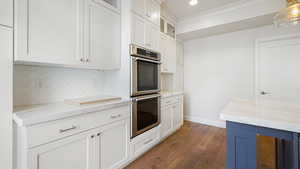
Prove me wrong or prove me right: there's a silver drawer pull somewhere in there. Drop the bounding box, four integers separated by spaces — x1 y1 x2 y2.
111 114 121 119
59 126 77 133
144 139 153 145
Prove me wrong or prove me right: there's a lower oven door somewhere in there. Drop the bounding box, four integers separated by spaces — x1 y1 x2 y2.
131 94 161 138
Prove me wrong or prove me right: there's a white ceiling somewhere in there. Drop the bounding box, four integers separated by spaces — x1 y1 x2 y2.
163 0 243 20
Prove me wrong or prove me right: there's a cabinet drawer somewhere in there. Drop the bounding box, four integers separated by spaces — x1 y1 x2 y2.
132 128 159 157
27 106 130 148
162 97 180 106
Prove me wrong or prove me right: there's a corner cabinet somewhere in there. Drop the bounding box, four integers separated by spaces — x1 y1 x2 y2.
14 0 121 70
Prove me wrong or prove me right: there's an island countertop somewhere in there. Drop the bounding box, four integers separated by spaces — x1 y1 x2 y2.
220 98 300 133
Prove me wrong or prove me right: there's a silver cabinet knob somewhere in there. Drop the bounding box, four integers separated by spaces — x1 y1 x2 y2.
80 58 85 62
260 91 270 95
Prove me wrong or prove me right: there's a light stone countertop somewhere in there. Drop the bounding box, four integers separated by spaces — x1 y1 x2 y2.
161 91 184 98
220 98 300 133
13 98 131 126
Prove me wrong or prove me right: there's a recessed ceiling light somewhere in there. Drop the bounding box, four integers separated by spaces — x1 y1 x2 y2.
189 0 198 6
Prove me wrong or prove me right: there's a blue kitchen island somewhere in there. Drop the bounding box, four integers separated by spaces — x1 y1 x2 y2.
221 99 300 169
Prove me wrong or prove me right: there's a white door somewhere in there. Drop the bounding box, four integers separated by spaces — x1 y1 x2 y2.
131 0 146 17
256 35 300 103
0 26 13 169
98 120 129 169
0 0 12 27
29 131 96 169
161 105 173 138
131 14 146 47
85 0 121 70
15 0 84 66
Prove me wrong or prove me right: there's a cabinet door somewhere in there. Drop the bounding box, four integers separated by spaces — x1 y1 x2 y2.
29 131 96 169
172 103 182 130
227 122 257 169
15 0 84 66
98 119 129 169
131 14 146 47
0 0 13 27
145 23 159 51
161 105 173 138
167 38 177 73
160 34 168 72
146 0 160 25
131 0 146 17
85 0 121 70
0 26 13 169
160 34 176 73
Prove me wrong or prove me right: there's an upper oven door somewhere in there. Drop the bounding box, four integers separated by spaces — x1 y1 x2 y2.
131 57 161 96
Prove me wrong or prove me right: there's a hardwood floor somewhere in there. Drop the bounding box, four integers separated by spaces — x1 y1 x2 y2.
125 121 226 169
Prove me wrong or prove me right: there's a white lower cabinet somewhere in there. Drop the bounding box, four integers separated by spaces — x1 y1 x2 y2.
27 119 129 169
15 105 130 169
161 105 174 138
99 119 129 169
160 95 184 139
28 131 95 169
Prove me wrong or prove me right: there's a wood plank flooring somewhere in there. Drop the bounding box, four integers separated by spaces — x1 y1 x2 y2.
125 121 226 169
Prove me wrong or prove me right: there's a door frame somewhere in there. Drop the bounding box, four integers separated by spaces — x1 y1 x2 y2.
254 33 300 102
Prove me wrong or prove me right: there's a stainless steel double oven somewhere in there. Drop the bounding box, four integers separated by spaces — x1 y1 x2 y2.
130 44 161 138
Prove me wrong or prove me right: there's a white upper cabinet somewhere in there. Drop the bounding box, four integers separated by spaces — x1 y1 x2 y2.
132 0 160 26
29 131 95 169
15 0 85 67
145 22 160 51
85 0 121 70
131 0 146 17
131 14 146 47
15 0 121 70
160 34 176 73
132 14 160 51
145 0 160 26
0 0 13 27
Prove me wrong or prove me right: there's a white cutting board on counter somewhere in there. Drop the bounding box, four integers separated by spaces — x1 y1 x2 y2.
64 95 122 106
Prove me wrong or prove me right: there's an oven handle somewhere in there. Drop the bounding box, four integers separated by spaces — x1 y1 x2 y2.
133 94 161 102
133 57 162 64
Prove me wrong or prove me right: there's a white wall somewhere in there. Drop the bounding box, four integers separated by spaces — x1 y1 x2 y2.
184 24 300 128
14 65 105 106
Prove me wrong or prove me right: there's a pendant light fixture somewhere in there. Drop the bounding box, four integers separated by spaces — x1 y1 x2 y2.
274 0 300 27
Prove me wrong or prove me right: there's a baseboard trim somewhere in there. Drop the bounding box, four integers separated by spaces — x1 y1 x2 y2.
184 116 226 128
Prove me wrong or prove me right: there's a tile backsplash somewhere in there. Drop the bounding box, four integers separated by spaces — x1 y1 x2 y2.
14 65 105 106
